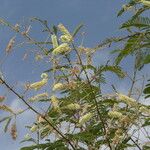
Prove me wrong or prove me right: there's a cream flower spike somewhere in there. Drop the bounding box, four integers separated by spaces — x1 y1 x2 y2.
79 112 93 126
117 93 138 107
60 35 73 43
28 92 48 102
108 111 123 118
64 103 80 110
140 0 150 7
51 95 61 112
29 78 48 90
52 83 65 91
51 34 58 48
52 43 71 55
58 23 73 43
58 23 71 35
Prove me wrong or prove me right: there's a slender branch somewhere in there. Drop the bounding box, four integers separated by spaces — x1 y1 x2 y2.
130 137 142 150
94 31 150 50
128 66 137 97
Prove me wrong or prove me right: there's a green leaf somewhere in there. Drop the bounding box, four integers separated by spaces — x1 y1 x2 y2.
0 117 10 123
143 145 150 150
94 37 121 50
44 65 70 73
52 25 58 35
4 117 11 132
72 24 84 37
115 34 142 65
98 65 125 78
144 54 150 64
20 140 68 150
142 118 150 127
117 1 136 17
20 138 37 144
144 80 150 98
121 16 150 29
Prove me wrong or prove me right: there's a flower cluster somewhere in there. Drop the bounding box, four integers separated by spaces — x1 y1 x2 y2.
50 95 60 111
29 79 48 90
141 0 150 7
58 23 73 43
63 103 80 110
139 106 150 115
28 92 48 102
51 34 58 48
52 43 71 55
29 73 48 90
108 111 123 119
52 83 65 91
117 93 137 107
30 124 38 132
79 112 93 126
0 105 14 114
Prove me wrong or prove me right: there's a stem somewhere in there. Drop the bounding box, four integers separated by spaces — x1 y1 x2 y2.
128 64 137 97
130 137 142 150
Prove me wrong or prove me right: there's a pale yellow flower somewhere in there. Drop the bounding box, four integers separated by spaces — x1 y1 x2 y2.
108 111 123 118
52 43 71 55
79 112 93 126
29 78 48 90
58 23 71 35
139 106 150 115
141 0 150 7
117 93 137 107
60 35 73 43
51 95 60 111
52 83 65 91
30 125 38 132
58 23 73 43
64 103 80 110
0 105 14 114
28 92 49 102
51 34 58 48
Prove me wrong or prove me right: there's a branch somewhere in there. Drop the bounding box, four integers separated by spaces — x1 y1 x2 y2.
130 137 142 150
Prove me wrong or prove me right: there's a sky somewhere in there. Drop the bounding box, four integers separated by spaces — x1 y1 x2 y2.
0 0 149 150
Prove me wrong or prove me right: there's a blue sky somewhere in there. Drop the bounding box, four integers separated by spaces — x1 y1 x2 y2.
0 0 149 150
